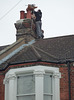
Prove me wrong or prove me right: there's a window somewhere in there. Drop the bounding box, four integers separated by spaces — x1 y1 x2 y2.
4 65 61 100
17 73 35 100
44 73 53 100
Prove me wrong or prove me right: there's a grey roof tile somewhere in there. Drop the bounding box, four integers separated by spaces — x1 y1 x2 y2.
1 35 74 70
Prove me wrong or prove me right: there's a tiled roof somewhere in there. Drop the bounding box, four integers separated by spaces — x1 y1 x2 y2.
0 35 74 70
0 45 9 51
34 35 74 62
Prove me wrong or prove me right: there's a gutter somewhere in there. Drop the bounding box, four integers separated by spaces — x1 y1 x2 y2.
0 60 60 71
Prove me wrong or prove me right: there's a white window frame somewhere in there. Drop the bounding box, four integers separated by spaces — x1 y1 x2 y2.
16 73 35 100
4 65 61 100
43 72 53 99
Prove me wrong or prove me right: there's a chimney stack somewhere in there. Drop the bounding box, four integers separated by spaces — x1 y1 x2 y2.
15 13 37 42
14 4 39 42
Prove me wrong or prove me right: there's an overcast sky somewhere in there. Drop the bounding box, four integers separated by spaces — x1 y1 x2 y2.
0 0 74 46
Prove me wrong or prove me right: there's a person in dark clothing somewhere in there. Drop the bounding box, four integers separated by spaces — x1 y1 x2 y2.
34 10 42 21
33 9 44 38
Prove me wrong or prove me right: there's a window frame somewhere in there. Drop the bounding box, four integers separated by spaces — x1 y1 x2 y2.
16 73 35 100
43 72 53 100
4 65 61 100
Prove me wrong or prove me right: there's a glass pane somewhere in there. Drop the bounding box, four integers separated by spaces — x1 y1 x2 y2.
44 95 52 100
17 75 35 94
17 95 35 100
44 74 52 93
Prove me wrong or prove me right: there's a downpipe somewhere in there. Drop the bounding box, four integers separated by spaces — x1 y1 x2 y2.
67 61 71 100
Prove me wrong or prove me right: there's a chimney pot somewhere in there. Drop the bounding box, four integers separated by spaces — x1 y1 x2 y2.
20 10 25 19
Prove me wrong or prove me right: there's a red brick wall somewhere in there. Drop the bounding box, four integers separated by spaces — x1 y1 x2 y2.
71 66 74 100
0 74 4 100
60 66 74 100
60 67 69 100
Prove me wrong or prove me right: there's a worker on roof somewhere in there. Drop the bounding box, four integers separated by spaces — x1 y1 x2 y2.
33 9 44 39
26 4 44 39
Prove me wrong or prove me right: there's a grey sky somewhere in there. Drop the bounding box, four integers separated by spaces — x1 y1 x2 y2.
0 0 74 46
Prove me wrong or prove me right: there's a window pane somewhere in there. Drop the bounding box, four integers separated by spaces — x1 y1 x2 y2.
17 75 35 94
44 74 52 94
44 95 52 100
17 95 35 100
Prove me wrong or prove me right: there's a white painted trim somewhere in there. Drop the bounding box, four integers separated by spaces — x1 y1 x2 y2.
4 65 61 100
5 83 9 100
35 74 43 100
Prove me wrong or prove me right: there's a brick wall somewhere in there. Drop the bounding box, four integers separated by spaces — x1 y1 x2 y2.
0 74 4 100
15 19 37 41
71 66 74 100
60 66 74 100
60 67 69 100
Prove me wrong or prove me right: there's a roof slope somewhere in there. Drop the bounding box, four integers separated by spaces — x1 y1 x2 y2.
34 35 74 62
0 35 74 70
0 45 9 51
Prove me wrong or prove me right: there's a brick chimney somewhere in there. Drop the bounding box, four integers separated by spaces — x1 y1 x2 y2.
15 8 37 42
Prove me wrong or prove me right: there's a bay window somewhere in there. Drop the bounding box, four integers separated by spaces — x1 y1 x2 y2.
4 65 61 100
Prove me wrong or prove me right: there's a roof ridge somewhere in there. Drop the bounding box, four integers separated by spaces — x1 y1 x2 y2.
30 45 42 60
0 38 24 56
34 46 59 60
42 34 74 41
